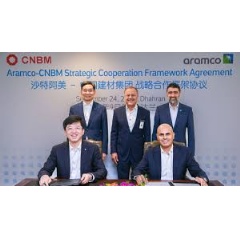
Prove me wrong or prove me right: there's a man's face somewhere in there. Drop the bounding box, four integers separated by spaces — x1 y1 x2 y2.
64 122 84 144
81 84 95 103
167 87 180 106
157 124 174 149
124 88 138 109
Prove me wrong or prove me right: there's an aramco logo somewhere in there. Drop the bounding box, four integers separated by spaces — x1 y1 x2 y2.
183 53 234 65
6 54 52 66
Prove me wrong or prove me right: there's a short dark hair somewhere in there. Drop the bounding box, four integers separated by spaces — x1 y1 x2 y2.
81 81 96 90
63 115 86 130
167 82 181 91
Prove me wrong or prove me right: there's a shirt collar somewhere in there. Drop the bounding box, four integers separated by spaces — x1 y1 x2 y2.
169 103 179 110
160 144 173 154
83 100 93 107
126 104 138 112
69 141 82 151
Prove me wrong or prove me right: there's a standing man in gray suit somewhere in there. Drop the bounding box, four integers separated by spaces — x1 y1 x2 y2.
69 81 108 160
111 86 151 179
152 82 195 155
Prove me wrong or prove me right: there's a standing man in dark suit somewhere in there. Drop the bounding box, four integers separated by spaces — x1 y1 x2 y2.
38 115 107 186
111 86 151 179
152 82 195 155
133 123 208 186
69 81 108 160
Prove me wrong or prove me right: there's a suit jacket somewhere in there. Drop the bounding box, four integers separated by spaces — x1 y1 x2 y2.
152 103 195 155
69 101 108 154
111 105 151 163
38 140 107 180
132 144 208 180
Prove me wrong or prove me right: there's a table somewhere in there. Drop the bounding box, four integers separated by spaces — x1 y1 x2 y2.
15 178 224 186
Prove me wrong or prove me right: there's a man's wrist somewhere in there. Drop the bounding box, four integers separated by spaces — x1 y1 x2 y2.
133 175 140 180
202 177 209 183
88 173 95 182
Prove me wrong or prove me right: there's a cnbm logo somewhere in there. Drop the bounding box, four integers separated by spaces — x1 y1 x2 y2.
183 54 234 65
6 54 52 66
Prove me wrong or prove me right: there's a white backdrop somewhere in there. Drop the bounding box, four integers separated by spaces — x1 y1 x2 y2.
1 52 239 185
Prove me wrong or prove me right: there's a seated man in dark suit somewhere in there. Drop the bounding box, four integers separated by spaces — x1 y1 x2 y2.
133 123 208 186
38 115 107 186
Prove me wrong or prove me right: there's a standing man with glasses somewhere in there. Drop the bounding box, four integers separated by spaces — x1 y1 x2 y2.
69 81 108 160
152 82 195 155
38 115 107 186
111 86 151 179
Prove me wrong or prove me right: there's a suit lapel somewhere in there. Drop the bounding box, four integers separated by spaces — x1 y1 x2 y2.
132 106 141 131
172 146 179 179
166 104 174 128
81 141 88 171
153 146 162 178
121 106 131 132
174 103 183 129
79 102 88 126
63 142 71 178
87 101 96 126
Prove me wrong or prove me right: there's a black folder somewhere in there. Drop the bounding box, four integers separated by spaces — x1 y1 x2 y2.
49 179 82 186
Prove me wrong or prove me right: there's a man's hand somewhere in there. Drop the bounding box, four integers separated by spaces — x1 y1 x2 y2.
136 175 148 186
195 177 208 186
102 153 107 161
39 175 52 186
111 152 119 165
80 173 93 184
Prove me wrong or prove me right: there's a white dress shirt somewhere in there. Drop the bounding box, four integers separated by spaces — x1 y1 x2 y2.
83 101 93 126
69 143 81 179
169 103 179 128
126 105 138 132
160 145 173 180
